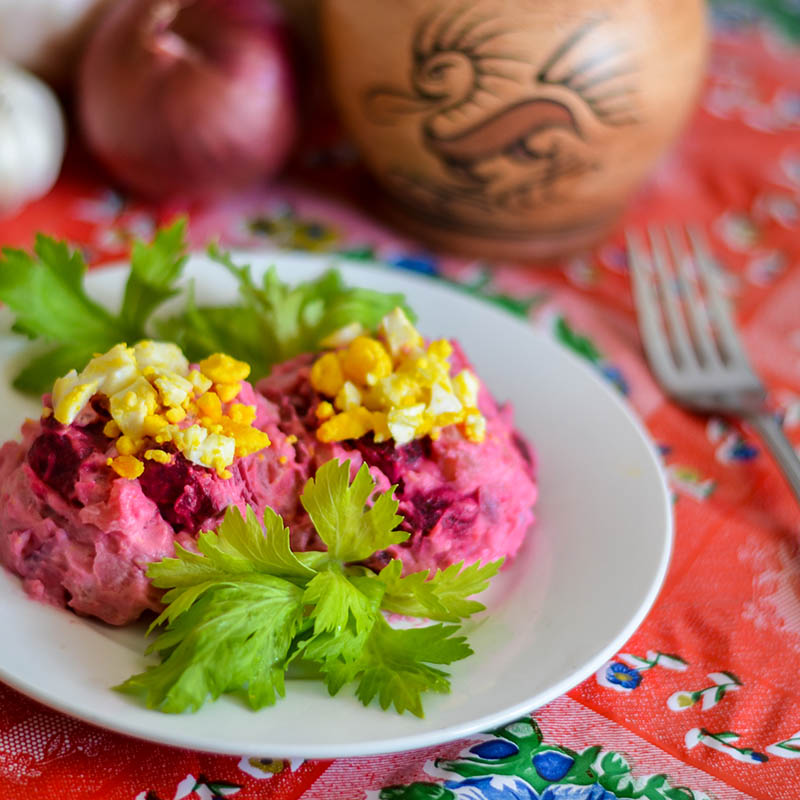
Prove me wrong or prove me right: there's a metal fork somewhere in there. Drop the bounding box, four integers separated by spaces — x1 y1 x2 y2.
627 225 800 506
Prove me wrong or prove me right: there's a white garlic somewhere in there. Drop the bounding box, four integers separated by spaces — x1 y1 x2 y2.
0 61 66 217
0 0 111 84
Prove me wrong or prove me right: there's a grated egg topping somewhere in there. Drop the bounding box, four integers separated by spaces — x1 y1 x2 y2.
309 308 486 445
50 341 270 480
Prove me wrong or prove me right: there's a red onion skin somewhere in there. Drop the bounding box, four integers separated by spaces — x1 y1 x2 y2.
78 0 298 201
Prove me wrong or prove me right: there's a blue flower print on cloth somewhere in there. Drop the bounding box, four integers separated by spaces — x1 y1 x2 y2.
444 775 538 799
600 662 642 691
539 786 617 800
386 253 439 276
378 717 709 800
441 777 617 800
531 752 573 782
470 741 521 760
595 651 688 693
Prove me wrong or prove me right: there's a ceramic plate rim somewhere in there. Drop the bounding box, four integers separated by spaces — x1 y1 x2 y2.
0 251 673 757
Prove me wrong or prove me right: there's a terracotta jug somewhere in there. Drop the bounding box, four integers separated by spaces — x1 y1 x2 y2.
321 0 708 259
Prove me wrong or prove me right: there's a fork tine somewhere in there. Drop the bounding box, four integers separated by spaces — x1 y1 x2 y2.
626 231 680 386
686 226 752 368
665 226 722 368
647 226 698 371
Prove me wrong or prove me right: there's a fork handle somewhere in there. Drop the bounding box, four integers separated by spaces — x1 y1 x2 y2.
747 413 800 506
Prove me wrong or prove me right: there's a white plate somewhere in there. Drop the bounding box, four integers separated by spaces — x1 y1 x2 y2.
0 252 672 758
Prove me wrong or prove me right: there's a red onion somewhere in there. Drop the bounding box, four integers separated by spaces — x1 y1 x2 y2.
78 0 297 200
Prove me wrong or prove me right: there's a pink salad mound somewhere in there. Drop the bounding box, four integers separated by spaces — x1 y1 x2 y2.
257 341 537 575
0 380 305 625
0 330 537 627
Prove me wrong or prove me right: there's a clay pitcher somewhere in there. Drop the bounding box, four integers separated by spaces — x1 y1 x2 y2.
321 0 708 259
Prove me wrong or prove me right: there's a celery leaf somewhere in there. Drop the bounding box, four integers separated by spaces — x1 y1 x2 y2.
157 245 416 380
320 615 472 718
0 219 189 394
379 558 504 622
300 459 406 562
120 458 497 716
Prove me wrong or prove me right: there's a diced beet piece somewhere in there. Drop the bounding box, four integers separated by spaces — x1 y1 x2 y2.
439 489 480 536
355 435 429 484
138 457 217 532
401 489 459 536
27 431 94 500
511 432 533 468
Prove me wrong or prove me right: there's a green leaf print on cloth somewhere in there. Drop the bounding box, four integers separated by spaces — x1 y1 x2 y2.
379 717 711 800
685 729 768 765
711 0 800 41
668 672 742 712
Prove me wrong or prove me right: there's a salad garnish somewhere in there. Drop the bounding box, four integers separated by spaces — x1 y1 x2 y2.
0 222 501 717
50 340 269 480
118 458 501 717
162 244 415 379
309 307 486 445
0 221 187 394
0 221 414 394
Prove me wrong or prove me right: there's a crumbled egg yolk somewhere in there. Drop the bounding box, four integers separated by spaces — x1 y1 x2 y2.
51 341 270 479
309 308 486 445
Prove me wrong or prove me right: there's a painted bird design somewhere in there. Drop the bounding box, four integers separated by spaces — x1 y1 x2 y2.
421 97 580 184
365 5 639 191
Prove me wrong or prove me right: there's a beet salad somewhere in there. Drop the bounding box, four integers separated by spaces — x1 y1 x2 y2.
0 310 537 625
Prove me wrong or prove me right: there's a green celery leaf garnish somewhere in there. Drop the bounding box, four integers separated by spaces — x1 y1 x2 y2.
156 244 416 380
379 558 503 622
300 459 406 562
119 575 306 712
303 569 381 638
119 459 498 716
0 219 189 394
1 223 414 394
0 235 116 342
118 221 189 330
319 615 472 718
154 283 267 373
299 571 385 662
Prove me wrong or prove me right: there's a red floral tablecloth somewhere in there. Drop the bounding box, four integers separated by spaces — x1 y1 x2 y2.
2 14 800 800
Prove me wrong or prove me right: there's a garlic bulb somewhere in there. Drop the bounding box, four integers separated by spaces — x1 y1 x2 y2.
0 0 112 84
0 62 66 217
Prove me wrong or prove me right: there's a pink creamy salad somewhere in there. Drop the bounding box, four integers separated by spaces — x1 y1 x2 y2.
0 343 536 626
0 380 306 625
257 341 537 575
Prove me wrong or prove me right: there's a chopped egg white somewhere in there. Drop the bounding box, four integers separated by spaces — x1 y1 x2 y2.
49 341 270 479
387 403 425 445
154 372 193 408
310 308 487 445
378 307 423 358
108 377 159 440
170 425 236 472
81 343 139 395
335 380 362 411
52 372 99 424
319 321 365 349
133 341 189 374
427 382 463 416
